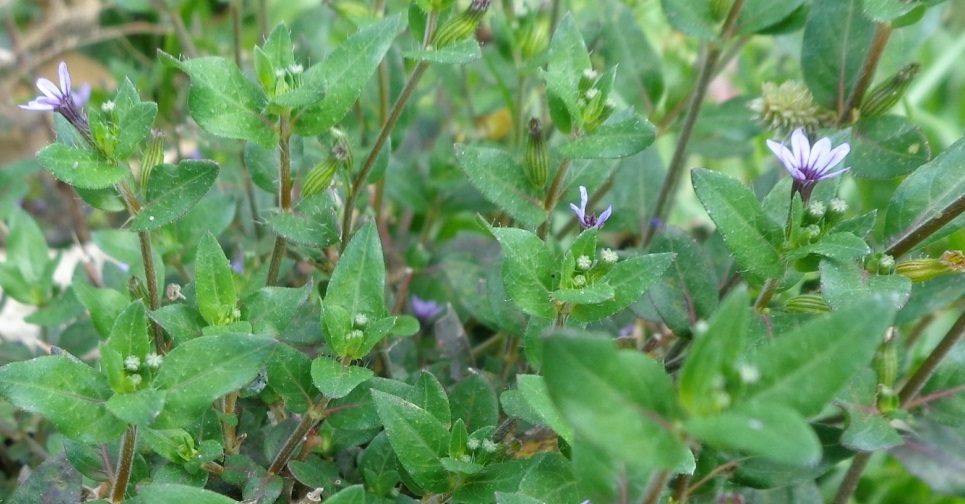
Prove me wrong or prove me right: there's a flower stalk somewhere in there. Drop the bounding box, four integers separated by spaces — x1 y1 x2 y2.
110 425 138 503
266 115 293 286
643 0 745 245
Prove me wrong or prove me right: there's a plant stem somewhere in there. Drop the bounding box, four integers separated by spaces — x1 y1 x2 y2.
340 61 430 251
898 309 965 405
268 397 329 475
138 231 164 353
753 277 780 313
642 469 671 504
885 190 965 258
266 116 293 286
833 309 965 504
642 0 744 246
222 392 241 454
537 158 573 239
836 23 893 125
110 425 137 503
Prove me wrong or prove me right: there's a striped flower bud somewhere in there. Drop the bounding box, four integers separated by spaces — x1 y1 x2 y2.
302 158 339 198
524 118 549 188
331 128 354 171
139 129 165 193
860 63 920 118
432 0 491 49
872 329 898 388
895 250 965 283
784 294 830 314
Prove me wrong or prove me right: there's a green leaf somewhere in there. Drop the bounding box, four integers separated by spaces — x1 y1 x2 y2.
863 0 919 21
404 39 481 64
678 287 750 416
112 78 158 160
552 283 615 305
544 14 591 133
325 485 367 504
543 332 690 472
570 253 675 322
311 356 373 399
242 282 312 336
264 194 340 248
293 15 407 135
266 343 316 413
660 0 719 39
786 232 871 261
163 54 276 148
848 115 930 180
0 356 126 442
737 0 806 33
105 389 166 426
488 226 557 319
151 304 206 344
685 402 821 466
885 135 965 249
517 374 573 443
455 145 546 229
36 143 129 189
838 401 902 451
450 374 499 433
741 297 896 417
195 232 238 326
801 0 876 110
645 228 719 336
127 483 239 504
596 0 663 108
152 334 273 428
130 160 219 231
6 453 82 504
371 389 451 493
326 222 386 318
558 114 656 159
0 210 55 304
408 371 451 428
72 283 128 337
692 168 784 279
820 259 911 311
140 428 197 463
106 301 152 362
262 23 295 69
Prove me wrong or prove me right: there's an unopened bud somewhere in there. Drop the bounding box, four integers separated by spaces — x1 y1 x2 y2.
895 250 965 283
784 294 830 314
524 118 549 188
802 224 821 243
872 329 898 388
140 129 165 192
860 63 920 118
576 255 592 271
331 129 354 170
578 68 598 94
302 158 339 198
432 0 491 49
806 201 826 221
864 253 896 274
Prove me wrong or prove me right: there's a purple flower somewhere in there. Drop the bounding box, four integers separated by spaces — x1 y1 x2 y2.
410 296 444 324
570 186 612 230
766 128 850 203
20 61 91 141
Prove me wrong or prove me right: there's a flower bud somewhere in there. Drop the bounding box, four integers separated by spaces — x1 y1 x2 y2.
517 17 548 60
802 224 821 243
524 118 549 188
895 250 965 283
301 158 339 198
140 129 165 193
331 128 354 171
860 63 920 118
872 329 898 388
432 0 491 49
803 201 826 226
578 68 598 94
784 294 830 314
748 81 831 134
864 253 896 275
